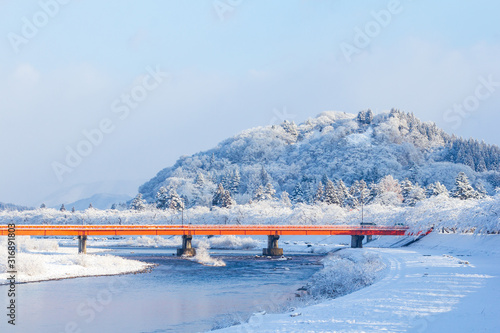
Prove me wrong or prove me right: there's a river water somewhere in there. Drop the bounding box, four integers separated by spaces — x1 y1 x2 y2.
1 248 324 333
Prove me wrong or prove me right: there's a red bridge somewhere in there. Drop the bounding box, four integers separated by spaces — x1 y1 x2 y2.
0 224 413 256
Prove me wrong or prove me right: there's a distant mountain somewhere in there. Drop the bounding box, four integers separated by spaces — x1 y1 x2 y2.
0 202 33 211
41 180 142 208
64 193 133 211
139 109 500 206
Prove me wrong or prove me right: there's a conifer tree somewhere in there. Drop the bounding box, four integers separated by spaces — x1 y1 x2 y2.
280 191 292 206
130 194 147 211
452 172 479 200
156 187 169 210
168 188 184 211
324 180 340 205
291 183 304 203
314 181 324 204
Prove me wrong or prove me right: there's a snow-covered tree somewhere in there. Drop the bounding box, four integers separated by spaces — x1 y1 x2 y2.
314 182 324 203
194 173 205 188
335 180 349 206
40 203 46 209
260 166 270 186
401 178 414 205
168 188 184 211
357 109 374 125
71 207 75 213
280 191 292 206
405 183 426 207
372 175 403 206
60 204 66 212
348 180 370 208
281 120 298 138
212 184 233 208
475 181 487 199
253 185 265 201
426 182 448 197
264 183 276 200
254 183 276 201
130 194 147 211
156 186 169 210
452 172 479 200
324 180 340 205
291 183 304 204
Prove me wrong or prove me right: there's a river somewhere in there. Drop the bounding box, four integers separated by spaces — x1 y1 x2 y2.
1 248 324 333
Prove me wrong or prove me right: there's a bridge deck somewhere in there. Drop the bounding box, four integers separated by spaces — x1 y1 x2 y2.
0 225 409 236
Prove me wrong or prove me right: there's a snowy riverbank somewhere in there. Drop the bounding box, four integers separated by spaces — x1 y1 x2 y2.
213 233 500 332
0 237 153 284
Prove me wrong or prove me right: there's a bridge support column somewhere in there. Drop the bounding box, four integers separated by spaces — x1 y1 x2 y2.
78 235 87 254
177 235 196 257
263 235 283 256
351 235 364 248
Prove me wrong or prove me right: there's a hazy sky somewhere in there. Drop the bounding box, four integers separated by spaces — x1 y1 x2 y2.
1 0 499 206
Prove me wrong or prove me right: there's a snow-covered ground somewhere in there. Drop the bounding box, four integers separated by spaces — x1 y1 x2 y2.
0 237 153 284
214 233 500 332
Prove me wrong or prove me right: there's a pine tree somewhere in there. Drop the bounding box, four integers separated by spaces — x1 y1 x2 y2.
88 203 93 209
264 183 276 200
281 120 298 138
401 178 414 205
72 207 75 213
291 183 304 203
212 184 233 208
253 185 265 201
194 173 205 188
156 187 169 210
426 182 448 197
212 184 225 207
230 169 241 194
111 203 117 210
40 203 46 209
324 180 340 205
280 191 292 206
60 204 66 212
220 189 233 208
335 180 349 206
168 188 184 211
130 194 147 211
260 166 270 186
314 182 324 204
452 172 479 200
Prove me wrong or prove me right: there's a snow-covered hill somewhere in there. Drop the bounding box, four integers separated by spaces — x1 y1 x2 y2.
138 109 500 207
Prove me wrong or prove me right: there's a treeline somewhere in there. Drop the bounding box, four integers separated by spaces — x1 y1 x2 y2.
125 172 489 211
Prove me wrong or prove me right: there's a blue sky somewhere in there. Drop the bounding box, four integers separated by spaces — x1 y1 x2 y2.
1 0 499 205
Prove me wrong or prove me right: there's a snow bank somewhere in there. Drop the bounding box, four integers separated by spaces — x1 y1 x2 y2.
303 249 386 299
0 237 153 284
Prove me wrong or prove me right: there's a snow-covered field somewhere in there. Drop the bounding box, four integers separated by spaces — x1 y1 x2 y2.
214 233 500 332
0 237 153 284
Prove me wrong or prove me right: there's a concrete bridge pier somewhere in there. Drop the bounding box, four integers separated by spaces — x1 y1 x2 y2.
351 235 364 248
78 235 87 254
263 235 283 256
177 235 196 257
